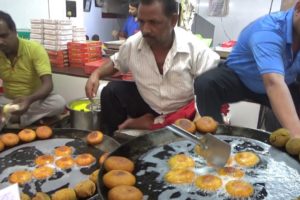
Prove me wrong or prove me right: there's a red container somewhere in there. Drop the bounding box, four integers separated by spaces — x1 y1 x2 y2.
67 41 101 48
84 58 109 74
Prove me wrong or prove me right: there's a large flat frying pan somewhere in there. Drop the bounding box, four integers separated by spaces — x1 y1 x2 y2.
98 125 300 200
0 128 120 200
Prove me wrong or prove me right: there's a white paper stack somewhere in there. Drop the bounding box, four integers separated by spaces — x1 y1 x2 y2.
72 26 86 42
43 19 73 51
30 19 44 44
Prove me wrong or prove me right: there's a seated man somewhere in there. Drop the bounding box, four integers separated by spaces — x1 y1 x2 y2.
194 2 300 138
112 0 140 40
0 11 66 127
85 0 220 135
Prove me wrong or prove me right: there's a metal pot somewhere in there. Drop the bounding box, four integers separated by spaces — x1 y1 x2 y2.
66 97 101 130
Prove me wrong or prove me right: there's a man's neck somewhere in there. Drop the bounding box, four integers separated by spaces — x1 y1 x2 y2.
152 30 175 52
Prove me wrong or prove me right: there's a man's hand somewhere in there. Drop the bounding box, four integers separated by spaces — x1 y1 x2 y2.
112 30 119 39
85 72 100 100
12 97 32 115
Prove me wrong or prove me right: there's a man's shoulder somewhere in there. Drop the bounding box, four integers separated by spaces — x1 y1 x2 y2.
123 32 143 46
19 38 45 53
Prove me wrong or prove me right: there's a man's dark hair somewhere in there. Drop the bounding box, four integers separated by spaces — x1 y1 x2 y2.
140 0 178 17
0 11 16 32
130 0 140 8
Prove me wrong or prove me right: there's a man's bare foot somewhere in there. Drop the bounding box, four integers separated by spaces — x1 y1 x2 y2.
193 112 201 122
118 114 155 130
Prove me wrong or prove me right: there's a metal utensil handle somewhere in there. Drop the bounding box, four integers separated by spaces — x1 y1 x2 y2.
167 124 206 149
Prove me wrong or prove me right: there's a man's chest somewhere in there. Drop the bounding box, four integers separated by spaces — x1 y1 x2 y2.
0 57 35 81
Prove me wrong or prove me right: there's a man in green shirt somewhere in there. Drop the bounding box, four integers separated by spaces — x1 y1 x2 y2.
0 11 65 127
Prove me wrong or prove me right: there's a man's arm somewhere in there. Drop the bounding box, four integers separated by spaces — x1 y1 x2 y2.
13 74 53 114
263 73 300 138
85 59 118 99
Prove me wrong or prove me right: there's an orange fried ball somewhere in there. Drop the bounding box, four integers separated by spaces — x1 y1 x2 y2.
225 180 254 198
99 152 109 165
36 125 53 139
194 145 209 158
20 193 31 200
54 146 73 157
32 166 54 180
55 156 75 169
89 169 99 184
195 174 222 191
51 188 77 200
165 169 195 184
9 170 32 185
103 170 136 189
108 185 143 200
195 116 218 133
35 154 54 166
18 129 36 142
75 153 96 166
0 140 4 152
285 138 300 155
86 131 104 145
1 133 19 147
168 154 195 169
74 179 96 198
217 167 245 178
32 192 50 200
104 156 134 172
234 151 260 167
174 118 196 133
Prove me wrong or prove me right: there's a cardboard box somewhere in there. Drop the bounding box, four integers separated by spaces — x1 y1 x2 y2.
84 58 109 74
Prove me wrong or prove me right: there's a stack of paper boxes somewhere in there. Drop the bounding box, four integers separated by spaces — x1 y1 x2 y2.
43 19 73 68
72 27 86 42
30 19 44 44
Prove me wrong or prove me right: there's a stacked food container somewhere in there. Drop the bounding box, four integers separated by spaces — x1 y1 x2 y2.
68 41 102 68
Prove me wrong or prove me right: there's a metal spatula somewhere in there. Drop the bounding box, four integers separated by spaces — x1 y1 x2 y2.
167 124 231 168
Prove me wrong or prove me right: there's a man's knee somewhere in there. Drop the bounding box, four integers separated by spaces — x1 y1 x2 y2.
194 74 215 93
46 94 66 114
101 81 122 98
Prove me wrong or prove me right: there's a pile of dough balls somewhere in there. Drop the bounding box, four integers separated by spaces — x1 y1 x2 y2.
269 128 300 161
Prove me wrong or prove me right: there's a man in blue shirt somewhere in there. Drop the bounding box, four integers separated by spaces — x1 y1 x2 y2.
194 2 300 138
114 0 140 40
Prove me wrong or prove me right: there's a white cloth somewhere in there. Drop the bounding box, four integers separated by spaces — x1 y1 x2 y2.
111 27 220 114
0 93 65 127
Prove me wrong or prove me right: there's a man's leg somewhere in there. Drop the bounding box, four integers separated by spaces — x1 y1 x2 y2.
20 94 66 127
101 81 158 135
194 66 255 123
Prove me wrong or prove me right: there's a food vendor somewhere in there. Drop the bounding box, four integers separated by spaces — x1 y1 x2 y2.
0 11 65 127
194 1 300 138
85 0 220 135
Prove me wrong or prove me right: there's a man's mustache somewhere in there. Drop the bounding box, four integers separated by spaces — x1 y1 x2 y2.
142 34 153 38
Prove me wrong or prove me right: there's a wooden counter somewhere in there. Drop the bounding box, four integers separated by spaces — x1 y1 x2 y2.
52 66 89 78
52 66 130 82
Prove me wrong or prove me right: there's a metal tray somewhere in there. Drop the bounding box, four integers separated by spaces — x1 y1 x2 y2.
0 128 120 199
